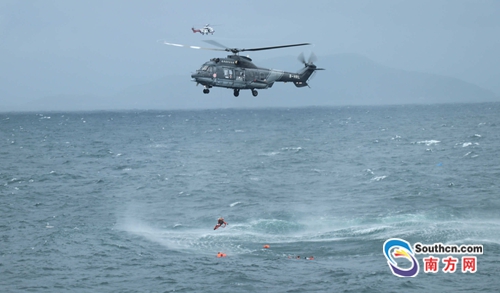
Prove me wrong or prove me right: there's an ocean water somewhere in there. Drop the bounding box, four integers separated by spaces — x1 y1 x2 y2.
1 103 499 292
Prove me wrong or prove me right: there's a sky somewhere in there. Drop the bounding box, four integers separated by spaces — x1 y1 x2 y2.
1 0 499 110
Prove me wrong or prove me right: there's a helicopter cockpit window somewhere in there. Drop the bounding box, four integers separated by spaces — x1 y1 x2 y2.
200 65 209 71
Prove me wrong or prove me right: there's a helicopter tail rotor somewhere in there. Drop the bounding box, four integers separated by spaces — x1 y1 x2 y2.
298 52 318 66
294 52 324 88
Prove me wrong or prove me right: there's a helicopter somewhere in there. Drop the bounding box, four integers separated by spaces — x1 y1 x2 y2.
161 40 324 97
191 24 215 35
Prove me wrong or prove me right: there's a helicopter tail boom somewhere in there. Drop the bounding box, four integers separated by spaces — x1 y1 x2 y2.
295 66 314 87
292 52 324 87
275 52 324 87
276 64 324 87
293 65 324 87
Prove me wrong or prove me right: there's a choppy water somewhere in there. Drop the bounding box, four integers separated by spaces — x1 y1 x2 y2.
1 103 500 292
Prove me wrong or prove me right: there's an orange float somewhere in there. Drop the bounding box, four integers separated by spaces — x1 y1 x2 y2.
217 252 227 258
263 244 270 249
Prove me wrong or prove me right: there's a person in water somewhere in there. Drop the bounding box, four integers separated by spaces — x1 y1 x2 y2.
214 217 228 230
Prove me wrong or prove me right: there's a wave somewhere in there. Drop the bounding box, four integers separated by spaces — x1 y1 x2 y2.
370 175 387 182
118 209 500 256
281 147 302 152
415 140 440 146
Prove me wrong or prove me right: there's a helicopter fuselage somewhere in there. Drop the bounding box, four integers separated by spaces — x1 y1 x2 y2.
191 55 315 96
161 40 320 96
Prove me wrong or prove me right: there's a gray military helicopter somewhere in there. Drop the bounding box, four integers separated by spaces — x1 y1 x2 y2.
161 40 324 97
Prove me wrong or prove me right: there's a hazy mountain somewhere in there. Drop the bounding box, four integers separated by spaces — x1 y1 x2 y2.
320 53 499 105
264 53 499 106
11 53 499 112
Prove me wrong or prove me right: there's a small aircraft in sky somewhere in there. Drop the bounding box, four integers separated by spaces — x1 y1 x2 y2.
191 24 215 35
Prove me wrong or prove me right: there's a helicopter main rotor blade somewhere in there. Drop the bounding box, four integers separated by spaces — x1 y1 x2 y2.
242 43 311 52
160 40 225 52
161 39 311 54
203 40 311 54
202 40 229 49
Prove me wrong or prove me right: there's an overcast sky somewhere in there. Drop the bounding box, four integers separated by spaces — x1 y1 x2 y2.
1 0 499 110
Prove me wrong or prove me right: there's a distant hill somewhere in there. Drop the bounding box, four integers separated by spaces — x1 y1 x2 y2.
15 53 499 111
264 53 499 106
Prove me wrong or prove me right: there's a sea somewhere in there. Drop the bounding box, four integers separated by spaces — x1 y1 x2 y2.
1 103 499 292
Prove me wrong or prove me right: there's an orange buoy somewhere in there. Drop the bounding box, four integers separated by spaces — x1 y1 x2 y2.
263 244 270 249
217 252 227 258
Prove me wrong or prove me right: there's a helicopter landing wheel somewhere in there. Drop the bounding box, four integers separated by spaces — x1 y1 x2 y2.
252 89 258 97
233 89 240 97
203 88 210 94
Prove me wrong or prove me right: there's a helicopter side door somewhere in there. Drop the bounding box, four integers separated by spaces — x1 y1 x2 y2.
216 67 234 87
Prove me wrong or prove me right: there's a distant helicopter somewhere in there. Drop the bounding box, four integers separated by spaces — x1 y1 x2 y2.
191 24 215 35
161 40 324 97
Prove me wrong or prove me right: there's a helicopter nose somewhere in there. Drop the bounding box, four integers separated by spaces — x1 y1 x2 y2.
191 72 206 83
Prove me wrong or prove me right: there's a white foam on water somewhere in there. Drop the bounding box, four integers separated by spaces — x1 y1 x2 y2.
416 140 440 146
371 175 387 182
119 218 257 255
